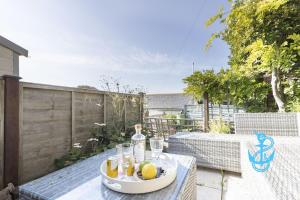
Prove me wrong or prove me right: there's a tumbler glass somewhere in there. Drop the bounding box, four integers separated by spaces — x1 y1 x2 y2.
150 137 164 160
116 143 134 176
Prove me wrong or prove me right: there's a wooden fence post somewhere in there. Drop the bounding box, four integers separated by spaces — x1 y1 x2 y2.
0 80 4 189
18 83 23 185
203 92 209 132
3 75 21 186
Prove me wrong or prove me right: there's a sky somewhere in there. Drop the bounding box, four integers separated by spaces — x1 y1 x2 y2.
0 0 231 93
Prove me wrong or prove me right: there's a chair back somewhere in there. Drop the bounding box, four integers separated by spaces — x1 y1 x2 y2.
234 113 300 136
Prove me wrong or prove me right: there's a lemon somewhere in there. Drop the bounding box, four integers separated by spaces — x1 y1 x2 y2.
139 160 151 172
142 163 157 180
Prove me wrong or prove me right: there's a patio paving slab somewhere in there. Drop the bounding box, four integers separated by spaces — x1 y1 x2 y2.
197 167 223 190
197 185 221 200
222 172 254 200
196 167 222 200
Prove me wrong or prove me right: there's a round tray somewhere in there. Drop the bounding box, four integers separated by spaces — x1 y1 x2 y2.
100 153 177 194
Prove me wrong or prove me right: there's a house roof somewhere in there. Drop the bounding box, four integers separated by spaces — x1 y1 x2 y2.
145 93 195 109
0 35 28 57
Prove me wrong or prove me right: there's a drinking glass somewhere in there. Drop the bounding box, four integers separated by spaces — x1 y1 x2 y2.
116 143 133 158
116 143 134 177
150 137 164 160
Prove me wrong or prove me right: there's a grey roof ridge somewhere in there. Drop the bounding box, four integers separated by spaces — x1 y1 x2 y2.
0 35 28 57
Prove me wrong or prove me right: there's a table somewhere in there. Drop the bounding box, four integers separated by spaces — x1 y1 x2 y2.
19 149 196 200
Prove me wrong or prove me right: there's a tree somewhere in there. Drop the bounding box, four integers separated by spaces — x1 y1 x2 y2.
183 69 228 131
206 0 300 112
183 70 226 104
222 68 277 112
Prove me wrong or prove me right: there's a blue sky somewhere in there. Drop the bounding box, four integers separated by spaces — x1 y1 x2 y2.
0 0 230 93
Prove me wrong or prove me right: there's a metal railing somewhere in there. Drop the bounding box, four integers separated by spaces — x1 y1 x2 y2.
184 104 244 122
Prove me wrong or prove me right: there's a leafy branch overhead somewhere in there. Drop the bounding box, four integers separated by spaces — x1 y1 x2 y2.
204 0 300 112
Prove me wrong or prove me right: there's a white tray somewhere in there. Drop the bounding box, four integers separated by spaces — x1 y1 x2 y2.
100 153 177 194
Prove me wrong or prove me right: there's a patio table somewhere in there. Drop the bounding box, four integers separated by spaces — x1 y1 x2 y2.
19 149 196 200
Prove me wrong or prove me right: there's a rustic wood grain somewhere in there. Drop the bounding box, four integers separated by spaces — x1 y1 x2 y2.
0 80 4 189
20 87 72 183
74 92 104 144
15 83 142 185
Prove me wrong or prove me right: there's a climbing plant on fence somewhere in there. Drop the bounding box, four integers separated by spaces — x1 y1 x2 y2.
54 78 145 169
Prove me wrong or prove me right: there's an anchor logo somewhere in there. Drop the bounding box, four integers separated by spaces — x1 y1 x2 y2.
248 132 275 172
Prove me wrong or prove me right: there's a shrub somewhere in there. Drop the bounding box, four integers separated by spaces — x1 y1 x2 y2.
209 118 231 134
162 114 177 119
287 101 300 112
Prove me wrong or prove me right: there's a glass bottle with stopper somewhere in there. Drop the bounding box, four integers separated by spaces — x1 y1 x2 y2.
131 124 145 163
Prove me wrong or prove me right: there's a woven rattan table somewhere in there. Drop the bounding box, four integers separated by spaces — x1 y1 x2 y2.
19 149 197 200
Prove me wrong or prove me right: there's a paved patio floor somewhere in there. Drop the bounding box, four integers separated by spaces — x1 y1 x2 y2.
196 167 243 200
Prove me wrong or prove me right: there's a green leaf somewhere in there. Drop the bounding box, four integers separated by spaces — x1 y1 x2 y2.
205 6 224 27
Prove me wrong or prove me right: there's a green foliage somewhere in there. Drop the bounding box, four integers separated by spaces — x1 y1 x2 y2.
54 142 98 169
224 69 278 112
54 78 144 169
54 123 133 169
205 6 224 27
206 0 300 111
100 77 143 135
205 33 221 51
287 100 300 112
183 69 227 104
183 67 278 112
209 118 231 134
162 114 177 119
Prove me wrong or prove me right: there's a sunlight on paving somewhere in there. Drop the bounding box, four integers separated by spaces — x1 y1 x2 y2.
196 167 222 200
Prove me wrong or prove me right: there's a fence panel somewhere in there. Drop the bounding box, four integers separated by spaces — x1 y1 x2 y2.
20 85 72 183
105 95 122 129
74 92 104 144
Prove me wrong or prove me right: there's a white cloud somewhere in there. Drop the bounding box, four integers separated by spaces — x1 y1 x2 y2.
25 45 188 75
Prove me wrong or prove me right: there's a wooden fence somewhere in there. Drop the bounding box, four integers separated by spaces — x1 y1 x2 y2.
0 81 143 186
0 80 4 189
